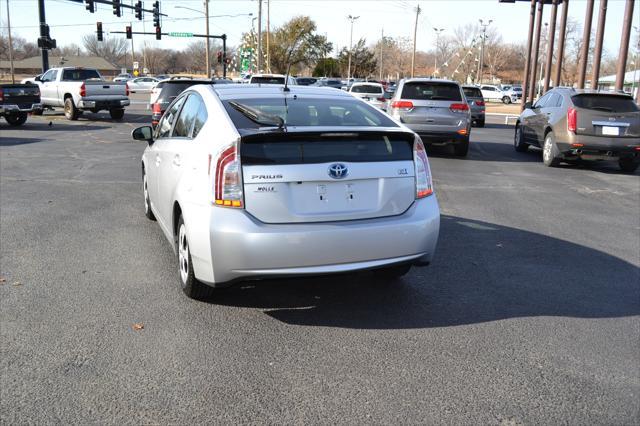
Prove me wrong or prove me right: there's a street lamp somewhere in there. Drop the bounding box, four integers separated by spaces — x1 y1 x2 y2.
347 15 360 82
477 19 492 84
433 27 445 76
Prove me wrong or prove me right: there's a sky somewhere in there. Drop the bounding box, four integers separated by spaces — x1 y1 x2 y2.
1 0 638 58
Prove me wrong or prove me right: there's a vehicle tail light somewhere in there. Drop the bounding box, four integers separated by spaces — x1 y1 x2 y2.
476 100 485 107
125 83 130 97
152 102 162 114
79 83 86 97
413 136 434 199
0 88 3 102
377 97 386 102
391 100 414 110
449 103 469 113
567 107 577 133
214 141 243 208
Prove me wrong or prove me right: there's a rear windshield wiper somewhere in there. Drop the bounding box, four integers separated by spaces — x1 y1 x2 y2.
589 106 613 112
229 101 284 129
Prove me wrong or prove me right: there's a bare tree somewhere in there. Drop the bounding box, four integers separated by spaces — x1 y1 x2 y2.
82 34 129 66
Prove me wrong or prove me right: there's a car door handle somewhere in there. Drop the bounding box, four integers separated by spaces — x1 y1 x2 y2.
155 154 161 166
173 155 181 167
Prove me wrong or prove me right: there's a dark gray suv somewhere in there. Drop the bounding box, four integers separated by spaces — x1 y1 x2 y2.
515 88 640 172
387 78 471 156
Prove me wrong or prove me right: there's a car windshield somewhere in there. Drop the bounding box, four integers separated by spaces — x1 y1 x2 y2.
351 85 383 94
401 82 462 101
62 69 102 81
463 87 483 98
252 77 285 84
222 97 398 129
571 94 639 113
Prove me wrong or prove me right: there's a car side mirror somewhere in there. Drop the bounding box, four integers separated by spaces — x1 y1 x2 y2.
132 126 154 145
34 75 42 82
524 101 532 110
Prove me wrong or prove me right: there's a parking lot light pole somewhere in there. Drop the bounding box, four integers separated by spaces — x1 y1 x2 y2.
553 0 569 88
433 27 445 76
615 0 635 92
577 0 595 89
478 19 492 85
347 15 360 81
543 0 559 92
410 5 420 78
528 0 544 104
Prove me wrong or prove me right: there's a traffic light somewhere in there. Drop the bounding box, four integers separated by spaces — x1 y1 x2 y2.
155 25 161 40
126 26 132 40
152 1 160 27
216 51 222 64
85 0 94 13
96 22 103 41
113 0 121 17
134 1 143 20
37 23 56 49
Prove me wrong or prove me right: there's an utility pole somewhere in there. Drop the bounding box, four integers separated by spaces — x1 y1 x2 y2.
478 19 492 84
266 0 270 72
632 26 639 101
130 21 135 74
257 0 262 72
591 0 608 89
379 28 384 81
38 0 49 72
347 15 359 81
205 0 211 78
615 0 635 93
433 27 445 76
6 0 15 83
411 5 421 78
577 0 595 89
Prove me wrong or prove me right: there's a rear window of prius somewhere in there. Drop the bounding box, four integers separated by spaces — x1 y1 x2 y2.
223 97 398 129
571 94 639 113
401 82 462 101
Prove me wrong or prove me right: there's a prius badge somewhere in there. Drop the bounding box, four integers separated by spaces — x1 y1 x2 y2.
328 163 349 179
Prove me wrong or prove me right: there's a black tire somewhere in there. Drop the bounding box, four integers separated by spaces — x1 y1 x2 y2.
5 112 28 126
619 158 639 173
502 96 511 104
453 138 469 157
176 216 209 299
477 119 485 128
376 264 412 282
110 108 125 120
514 123 528 152
142 168 156 221
64 97 79 121
542 132 562 167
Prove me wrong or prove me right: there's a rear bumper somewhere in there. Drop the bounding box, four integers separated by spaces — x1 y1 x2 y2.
415 130 470 144
189 195 440 285
78 98 130 110
558 134 640 159
0 103 43 114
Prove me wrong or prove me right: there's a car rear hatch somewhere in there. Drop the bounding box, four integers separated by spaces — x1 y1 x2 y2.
1 84 40 109
240 130 416 224
394 81 465 127
571 93 640 138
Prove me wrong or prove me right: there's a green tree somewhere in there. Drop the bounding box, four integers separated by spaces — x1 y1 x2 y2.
312 58 340 77
338 38 377 78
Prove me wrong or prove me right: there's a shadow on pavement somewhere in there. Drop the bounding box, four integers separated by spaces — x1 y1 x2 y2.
1 121 111 132
0 137 45 146
200 215 639 329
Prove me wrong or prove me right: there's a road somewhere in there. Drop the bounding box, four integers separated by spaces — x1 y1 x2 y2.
1 102 639 424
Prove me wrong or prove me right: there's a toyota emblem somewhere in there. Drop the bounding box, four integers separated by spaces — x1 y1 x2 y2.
328 163 348 179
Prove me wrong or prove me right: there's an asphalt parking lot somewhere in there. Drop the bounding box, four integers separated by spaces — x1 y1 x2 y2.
1 101 639 424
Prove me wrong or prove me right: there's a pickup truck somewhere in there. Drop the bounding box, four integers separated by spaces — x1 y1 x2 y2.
33 67 130 120
0 83 43 126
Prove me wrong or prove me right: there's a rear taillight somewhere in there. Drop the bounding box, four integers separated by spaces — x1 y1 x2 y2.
449 103 469 113
475 100 485 107
79 83 86 97
152 102 162 114
125 83 130 97
413 136 434 199
377 97 386 102
0 88 3 102
214 142 243 208
567 107 577 133
391 100 414 109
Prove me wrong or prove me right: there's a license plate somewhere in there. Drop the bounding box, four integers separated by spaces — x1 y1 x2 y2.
602 126 619 136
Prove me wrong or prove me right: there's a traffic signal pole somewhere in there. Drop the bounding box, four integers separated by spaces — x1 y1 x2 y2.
38 0 49 72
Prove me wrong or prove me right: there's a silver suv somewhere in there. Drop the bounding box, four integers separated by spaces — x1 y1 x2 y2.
387 78 471 156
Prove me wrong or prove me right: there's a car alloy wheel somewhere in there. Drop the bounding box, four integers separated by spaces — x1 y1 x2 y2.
178 224 189 287
543 137 552 162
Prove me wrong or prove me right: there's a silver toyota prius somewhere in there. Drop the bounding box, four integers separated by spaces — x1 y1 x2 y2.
132 84 440 299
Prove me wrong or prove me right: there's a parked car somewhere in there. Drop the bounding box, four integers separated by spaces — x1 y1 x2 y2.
462 85 486 127
0 83 43 126
312 79 343 89
113 73 133 82
295 77 318 86
514 88 640 172
132 84 440 298
348 82 386 109
501 85 523 101
249 74 297 85
387 78 471 156
150 78 230 127
127 77 159 93
480 84 517 104
32 67 129 120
